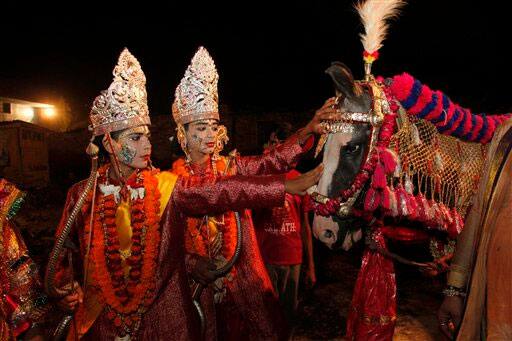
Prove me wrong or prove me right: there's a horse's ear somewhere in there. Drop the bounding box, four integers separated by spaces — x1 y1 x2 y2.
325 62 362 99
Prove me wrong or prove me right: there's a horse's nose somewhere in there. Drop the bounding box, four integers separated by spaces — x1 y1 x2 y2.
323 229 334 239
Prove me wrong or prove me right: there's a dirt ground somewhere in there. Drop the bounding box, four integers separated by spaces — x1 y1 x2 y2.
15 186 445 341
293 242 445 340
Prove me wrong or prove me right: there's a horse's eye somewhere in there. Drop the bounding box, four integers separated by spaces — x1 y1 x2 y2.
346 144 360 154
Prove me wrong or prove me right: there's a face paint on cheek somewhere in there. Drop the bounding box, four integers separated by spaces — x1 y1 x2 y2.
189 133 206 153
191 133 202 144
119 143 137 165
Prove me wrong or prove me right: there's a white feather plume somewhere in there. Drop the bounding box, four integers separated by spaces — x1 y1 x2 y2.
355 0 407 54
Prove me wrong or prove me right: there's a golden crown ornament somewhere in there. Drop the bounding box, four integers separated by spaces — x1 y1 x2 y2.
89 48 150 136
172 46 220 125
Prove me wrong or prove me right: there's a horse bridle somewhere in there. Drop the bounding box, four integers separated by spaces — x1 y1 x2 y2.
312 79 391 218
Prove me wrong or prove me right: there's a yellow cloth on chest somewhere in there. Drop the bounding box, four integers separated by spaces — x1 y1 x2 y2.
116 171 176 256
69 171 177 339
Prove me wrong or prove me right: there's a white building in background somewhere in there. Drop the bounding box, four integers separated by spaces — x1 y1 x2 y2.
0 97 57 124
0 120 50 188
0 98 56 187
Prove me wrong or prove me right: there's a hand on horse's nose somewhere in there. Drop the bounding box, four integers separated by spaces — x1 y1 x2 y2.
308 164 324 184
284 164 323 195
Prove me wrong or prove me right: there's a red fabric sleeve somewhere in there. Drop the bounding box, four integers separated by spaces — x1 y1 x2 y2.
235 133 312 176
172 174 286 217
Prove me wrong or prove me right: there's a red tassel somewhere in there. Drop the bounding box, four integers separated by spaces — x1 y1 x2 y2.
440 204 453 225
428 200 439 227
364 188 381 212
390 73 415 101
396 186 409 217
379 148 398 175
371 163 387 189
435 203 443 226
447 209 464 238
407 193 418 220
447 223 458 239
304 196 314 212
390 189 398 217
416 194 429 222
381 186 391 210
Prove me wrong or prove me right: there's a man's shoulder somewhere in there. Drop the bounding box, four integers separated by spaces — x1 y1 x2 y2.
69 178 89 193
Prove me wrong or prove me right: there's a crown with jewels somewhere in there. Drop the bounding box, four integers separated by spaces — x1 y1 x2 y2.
89 48 150 136
172 46 219 125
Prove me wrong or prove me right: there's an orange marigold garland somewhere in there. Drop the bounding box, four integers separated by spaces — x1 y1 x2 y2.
175 157 237 261
185 218 208 257
88 165 161 336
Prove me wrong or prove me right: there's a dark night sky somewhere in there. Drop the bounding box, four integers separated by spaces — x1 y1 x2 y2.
1 1 511 125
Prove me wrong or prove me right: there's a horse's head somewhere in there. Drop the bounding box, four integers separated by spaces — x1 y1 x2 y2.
312 62 373 250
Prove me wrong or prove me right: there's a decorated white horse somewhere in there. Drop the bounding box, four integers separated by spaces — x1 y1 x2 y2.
308 0 512 339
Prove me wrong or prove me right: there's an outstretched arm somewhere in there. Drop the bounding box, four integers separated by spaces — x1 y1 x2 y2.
235 98 339 175
170 166 322 286
234 133 311 176
173 165 323 217
173 174 286 217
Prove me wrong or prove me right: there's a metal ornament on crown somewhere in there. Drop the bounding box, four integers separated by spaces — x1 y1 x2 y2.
89 48 152 179
172 47 229 163
89 48 151 137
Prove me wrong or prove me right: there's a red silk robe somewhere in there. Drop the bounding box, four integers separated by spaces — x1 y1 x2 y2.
52 168 286 340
